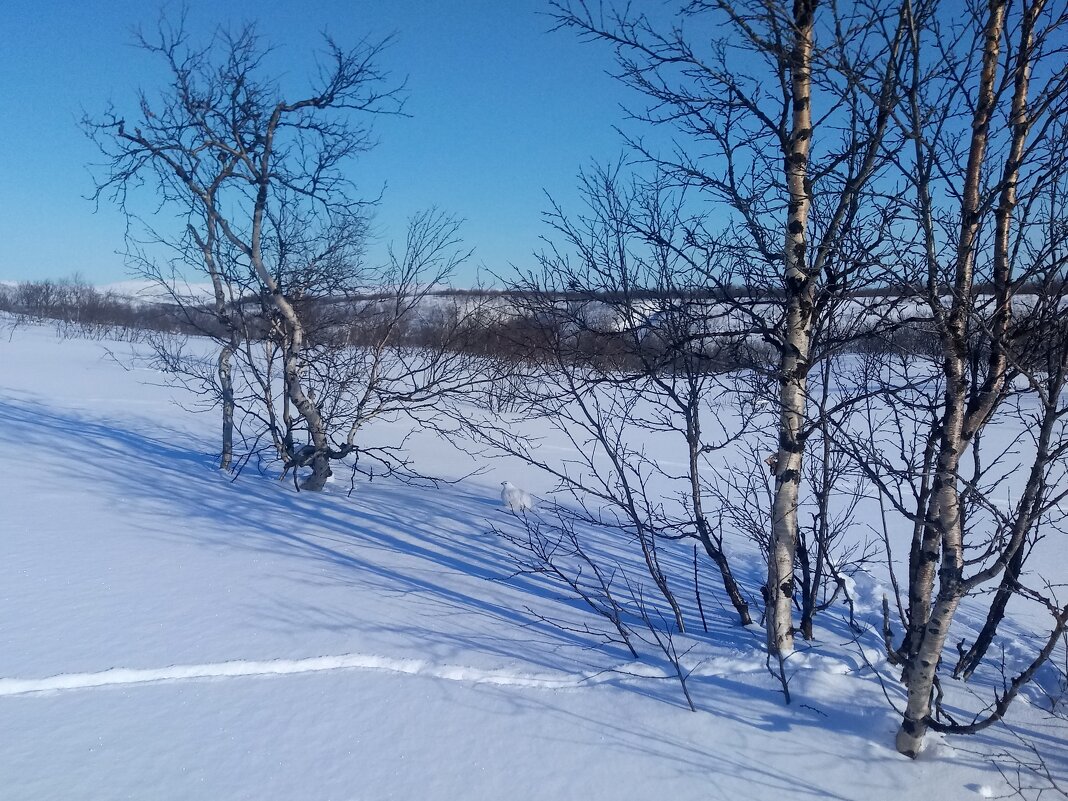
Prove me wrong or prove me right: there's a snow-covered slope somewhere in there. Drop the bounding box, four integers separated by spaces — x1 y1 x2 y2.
100 278 219 304
0 322 1063 800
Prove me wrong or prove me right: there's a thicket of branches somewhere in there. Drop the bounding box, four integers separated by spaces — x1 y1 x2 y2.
79 17 507 488
0 276 189 340
465 0 1068 772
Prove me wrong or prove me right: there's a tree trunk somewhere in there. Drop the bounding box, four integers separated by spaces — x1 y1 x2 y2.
689 411 752 626
899 423 939 663
246 150 334 490
896 0 1018 756
901 517 942 674
767 0 817 658
302 453 333 491
954 546 1022 680
895 589 964 757
218 343 234 471
798 534 815 641
696 515 753 626
282 343 333 491
189 220 237 473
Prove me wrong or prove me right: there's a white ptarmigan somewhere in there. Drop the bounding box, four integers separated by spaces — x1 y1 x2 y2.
500 481 534 513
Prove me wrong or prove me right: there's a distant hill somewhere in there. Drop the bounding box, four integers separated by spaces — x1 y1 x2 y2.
100 280 219 304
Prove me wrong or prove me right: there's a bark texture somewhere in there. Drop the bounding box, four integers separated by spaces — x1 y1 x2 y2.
767 0 818 657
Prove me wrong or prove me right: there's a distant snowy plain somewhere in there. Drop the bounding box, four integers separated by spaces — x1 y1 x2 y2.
0 320 1064 800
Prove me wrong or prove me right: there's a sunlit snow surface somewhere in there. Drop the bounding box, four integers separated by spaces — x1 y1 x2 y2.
0 320 1064 800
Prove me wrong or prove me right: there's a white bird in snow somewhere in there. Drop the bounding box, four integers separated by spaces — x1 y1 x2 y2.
501 481 535 512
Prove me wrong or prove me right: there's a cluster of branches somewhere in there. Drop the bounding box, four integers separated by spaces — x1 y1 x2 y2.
85 17 494 489
471 0 1068 769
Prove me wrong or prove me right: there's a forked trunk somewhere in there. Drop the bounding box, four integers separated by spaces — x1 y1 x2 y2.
282 344 333 491
895 0 1034 756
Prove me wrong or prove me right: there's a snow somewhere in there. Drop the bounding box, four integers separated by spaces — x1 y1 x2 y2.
100 278 219 304
0 319 1065 800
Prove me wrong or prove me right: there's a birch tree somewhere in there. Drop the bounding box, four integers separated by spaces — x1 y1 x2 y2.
549 0 907 655
86 17 419 488
886 0 1068 757
766 0 819 658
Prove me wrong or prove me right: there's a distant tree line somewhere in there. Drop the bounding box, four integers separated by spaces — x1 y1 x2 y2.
0 276 190 339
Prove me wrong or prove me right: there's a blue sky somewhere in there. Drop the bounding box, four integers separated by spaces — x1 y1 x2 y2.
0 1 637 287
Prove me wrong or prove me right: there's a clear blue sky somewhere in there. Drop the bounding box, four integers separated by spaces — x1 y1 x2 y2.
0 0 637 287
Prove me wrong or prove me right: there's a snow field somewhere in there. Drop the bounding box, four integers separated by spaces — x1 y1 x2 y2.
0 321 1064 800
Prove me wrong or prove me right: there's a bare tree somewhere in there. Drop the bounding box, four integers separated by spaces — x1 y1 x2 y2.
86 16 483 487
548 0 909 655
85 15 401 484
790 0 1068 757
469 165 766 631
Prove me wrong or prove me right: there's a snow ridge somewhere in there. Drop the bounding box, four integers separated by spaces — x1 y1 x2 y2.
0 652 774 698
0 653 652 697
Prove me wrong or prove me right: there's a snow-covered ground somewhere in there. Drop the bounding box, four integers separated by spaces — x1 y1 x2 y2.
0 320 1064 800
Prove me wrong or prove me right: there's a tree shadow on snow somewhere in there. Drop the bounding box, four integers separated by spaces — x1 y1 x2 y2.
0 393 1038 791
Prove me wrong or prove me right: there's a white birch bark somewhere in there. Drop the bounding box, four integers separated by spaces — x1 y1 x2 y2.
896 0 1043 757
767 0 818 657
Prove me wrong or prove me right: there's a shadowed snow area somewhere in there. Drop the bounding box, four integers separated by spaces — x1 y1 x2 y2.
0 322 1063 800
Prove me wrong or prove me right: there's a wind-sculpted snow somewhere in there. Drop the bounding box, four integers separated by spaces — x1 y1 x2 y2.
0 654 586 697
0 652 775 698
